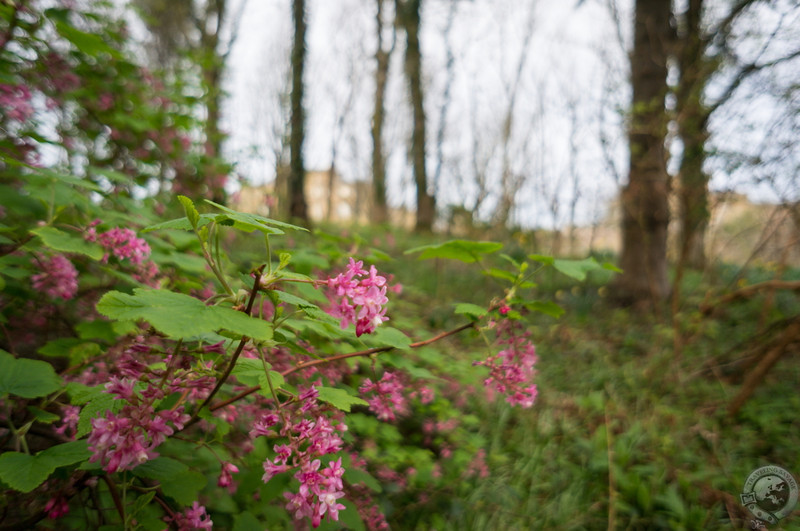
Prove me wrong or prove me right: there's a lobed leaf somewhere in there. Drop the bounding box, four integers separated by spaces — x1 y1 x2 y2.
96 289 273 341
0 441 90 493
454 302 488 320
317 386 368 412
0 350 62 398
31 226 104 260
204 200 308 233
405 240 503 263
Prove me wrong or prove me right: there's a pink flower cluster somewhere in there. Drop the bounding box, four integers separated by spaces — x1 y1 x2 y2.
164 501 213 530
217 461 239 489
86 224 151 265
359 371 408 422
32 254 78 301
44 496 70 519
323 258 392 336
473 317 538 408
87 376 190 473
253 386 349 528
0 84 34 122
85 222 159 286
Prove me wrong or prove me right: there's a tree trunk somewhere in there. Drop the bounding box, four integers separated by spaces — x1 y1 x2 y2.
397 0 435 232
289 0 309 223
371 0 392 225
675 0 709 270
613 0 672 308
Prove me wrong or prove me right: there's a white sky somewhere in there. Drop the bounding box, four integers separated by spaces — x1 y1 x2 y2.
221 0 799 228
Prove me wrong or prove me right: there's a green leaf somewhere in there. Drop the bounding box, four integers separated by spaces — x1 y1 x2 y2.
77 392 120 438
96 289 273 341
177 196 200 229
553 257 603 282
528 254 554 266
0 452 53 493
55 20 119 58
343 467 382 493
603 262 623 273
0 351 62 398
160 470 207 505
524 300 565 319
26 406 60 424
272 290 318 309
317 387 368 412
483 268 518 282
141 214 214 233
133 457 206 505
132 457 189 482
405 240 503 263
231 358 283 393
335 500 366 531
75 320 119 342
204 200 308 233
31 226 103 260
233 512 263 531
368 326 412 350
0 441 90 493
38 440 91 469
454 303 488 320
37 338 101 365
258 371 284 396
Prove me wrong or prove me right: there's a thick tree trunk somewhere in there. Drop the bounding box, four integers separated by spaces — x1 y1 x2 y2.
289 0 309 223
397 0 435 232
371 0 392 225
676 0 709 270
614 0 672 308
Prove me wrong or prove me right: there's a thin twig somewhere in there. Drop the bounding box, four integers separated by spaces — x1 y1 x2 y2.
187 266 265 427
207 320 478 412
700 280 800 315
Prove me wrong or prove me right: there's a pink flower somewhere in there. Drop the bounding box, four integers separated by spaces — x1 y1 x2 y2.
322 258 393 336
165 501 212 530
318 487 346 523
218 461 239 488
44 496 69 519
0 84 34 122
474 316 538 408
31 254 78 301
359 371 408 421
92 227 151 265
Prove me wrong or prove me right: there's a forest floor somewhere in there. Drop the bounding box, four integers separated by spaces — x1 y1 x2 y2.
323 225 800 530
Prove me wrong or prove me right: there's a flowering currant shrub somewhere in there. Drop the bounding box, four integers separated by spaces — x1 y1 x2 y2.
0 182 622 529
0 4 623 530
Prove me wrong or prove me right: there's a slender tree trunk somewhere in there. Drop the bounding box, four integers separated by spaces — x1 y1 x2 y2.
613 0 672 308
397 0 435 232
675 0 710 270
371 0 393 224
289 0 309 222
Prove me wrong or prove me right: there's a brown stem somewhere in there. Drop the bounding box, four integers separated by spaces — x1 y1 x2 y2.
207 320 477 412
727 318 800 417
101 475 125 524
187 266 265 427
700 280 800 315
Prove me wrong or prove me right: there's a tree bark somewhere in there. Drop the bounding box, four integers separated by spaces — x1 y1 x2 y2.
675 0 710 270
289 0 309 223
397 0 435 232
371 0 392 224
613 0 672 308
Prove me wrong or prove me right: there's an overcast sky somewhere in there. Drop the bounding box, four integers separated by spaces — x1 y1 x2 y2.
220 0 799 228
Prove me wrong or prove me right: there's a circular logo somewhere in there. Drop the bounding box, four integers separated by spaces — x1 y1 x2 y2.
740 465 799 525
